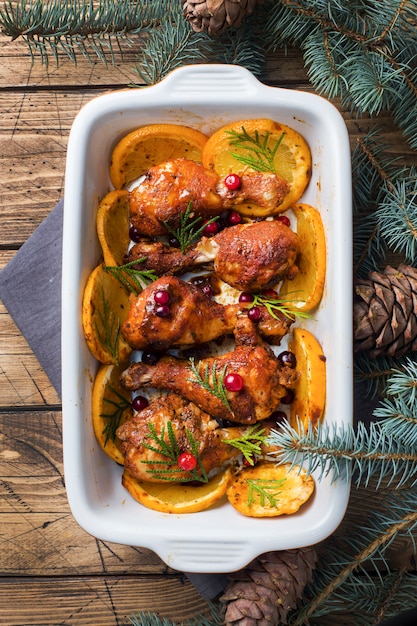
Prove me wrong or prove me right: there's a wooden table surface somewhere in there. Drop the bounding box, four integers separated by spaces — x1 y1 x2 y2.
1 32 416 625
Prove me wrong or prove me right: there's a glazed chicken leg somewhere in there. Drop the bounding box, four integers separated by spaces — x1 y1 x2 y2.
121 275 293 351
120 317 299 424
116 392 256 482
128 158 222 237
127 218 300 292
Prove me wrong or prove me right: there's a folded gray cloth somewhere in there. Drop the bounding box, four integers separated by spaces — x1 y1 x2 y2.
0 199 227 600
0 200 63 397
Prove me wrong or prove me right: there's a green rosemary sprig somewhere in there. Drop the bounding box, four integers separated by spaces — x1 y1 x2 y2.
222 425 269 465
104 258 157 296
225 127 285 173
187 357 232 413
246 477 286 508
249 293 311 320
96 288 120 364
101 385 131 446
163 201 219 254
142 422 208 483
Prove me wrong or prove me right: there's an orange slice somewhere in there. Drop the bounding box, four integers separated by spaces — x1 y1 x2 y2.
109 123 209 189
279 203 326 311
82 264 132 365
202 118 311 216
96 190 130 267
122 467 233 514
227 462 314 517
289 328 326 432
92 363 132 464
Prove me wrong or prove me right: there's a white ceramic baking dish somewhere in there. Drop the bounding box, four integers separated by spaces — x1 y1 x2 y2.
62 64 353 573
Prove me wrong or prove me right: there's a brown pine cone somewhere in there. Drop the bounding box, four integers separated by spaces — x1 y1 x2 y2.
354 263 417 358
219 547 317 625
182 0 262 36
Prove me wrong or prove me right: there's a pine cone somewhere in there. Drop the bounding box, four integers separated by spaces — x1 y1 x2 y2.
182 0 262 36
219 547 317 625
354 263 417 358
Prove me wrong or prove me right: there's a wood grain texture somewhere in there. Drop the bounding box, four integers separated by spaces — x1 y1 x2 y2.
1 28 416 624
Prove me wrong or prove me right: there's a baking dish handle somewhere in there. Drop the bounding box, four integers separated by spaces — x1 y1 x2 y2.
156 63 264 97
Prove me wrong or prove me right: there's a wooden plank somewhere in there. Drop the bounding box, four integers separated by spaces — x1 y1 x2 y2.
0 305 60 407
0 576 212 625
0 411 168 575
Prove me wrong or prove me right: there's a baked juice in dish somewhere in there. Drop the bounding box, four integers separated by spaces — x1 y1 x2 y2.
81 120 326 517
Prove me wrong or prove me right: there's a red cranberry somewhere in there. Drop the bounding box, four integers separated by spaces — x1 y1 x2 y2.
168 235 180 247
153 290 170 305
202 221 219 237
154 304 170 317
201 285 213 297
269 410 288 424
224 173 241 190
239 292 254 304
141 351 161 365
227 210 242 225
278 350 297 368
247 307 261 322
177 452 197 471
262 289 278 299
132 395 149 412
129 225 142 243
224 373 244 392
277 215 291 227
243 455 256 467
281 389 295 404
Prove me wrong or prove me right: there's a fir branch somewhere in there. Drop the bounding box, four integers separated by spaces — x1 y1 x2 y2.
163 202 219 254
375 169 417 263
290 488 417 625
104 259 157 295
353 351 409 399
249 292 311 320
384 357 417 409
268 419 417 489
225 127 285 173
0 0 168 65
141 422 208 483
128 604 222 626
96 287 120 364
246 477 285 508
222 425 268 465
187 358 232 413
100 384 131 446
133 7 265 85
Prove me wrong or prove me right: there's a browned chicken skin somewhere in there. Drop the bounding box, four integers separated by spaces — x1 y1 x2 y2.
116 393 249 482
121 275 293 351
128 158 222 237
121 275 240 351
217 171 290 211
200 219 299 292
127 219 299 293
120 317 299 424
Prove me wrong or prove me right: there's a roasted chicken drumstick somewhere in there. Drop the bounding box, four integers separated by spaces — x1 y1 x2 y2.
128 158 222 237
120 317 299 424
127 218 300 293
116 392 256 482
121 275 293 351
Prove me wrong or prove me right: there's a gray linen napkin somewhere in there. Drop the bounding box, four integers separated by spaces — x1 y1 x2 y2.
0 199 227 600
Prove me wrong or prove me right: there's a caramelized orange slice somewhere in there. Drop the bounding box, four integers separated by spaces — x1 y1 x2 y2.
110 123 209 188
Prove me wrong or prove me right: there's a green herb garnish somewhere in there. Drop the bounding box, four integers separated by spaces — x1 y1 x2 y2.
249 293 311 321
163 201 219 254
104 258 157 295
96 287 121 364
142 421 208 483
187 357 232 413
246 477 286 508
222 425 268 466
225 127 285 173
100 385 131 446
